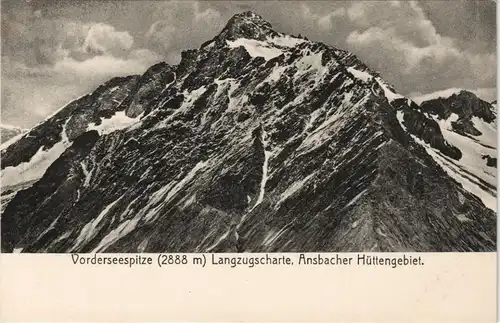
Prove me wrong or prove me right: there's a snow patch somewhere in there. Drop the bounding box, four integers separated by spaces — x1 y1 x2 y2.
396 110 406 131
344 189 369 209
87 111 142 135
1 141 69 188
265 64 287 83
206 229 231 252
296 51 325 72
81 162 93 187
226 39 282 61
163 162 207 205
347 67 373 82
376 78 405 103
35 215 61 242
137 238 149 252
142 161 208 223
411 134 496 212
262 225 289 247
456 214 472 222
267 35 306 48
237 129 272 230
70 196 123 252
304 108 323 133
435 114 496 189
1 117 74 188
91 215 141 253
351 219 361 229
470 116 497 148
376 227 388 237
182 194 197 209
251 130 271 211
108 86 120 93
277 173 314 206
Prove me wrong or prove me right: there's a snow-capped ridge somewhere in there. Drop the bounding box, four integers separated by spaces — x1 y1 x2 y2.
412 88 494 106
226 38 283 61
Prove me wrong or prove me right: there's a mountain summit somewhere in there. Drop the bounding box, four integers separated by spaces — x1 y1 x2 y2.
220 11 275 40
1 12 496 253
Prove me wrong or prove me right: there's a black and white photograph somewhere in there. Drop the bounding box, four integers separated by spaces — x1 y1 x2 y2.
1 0 497 253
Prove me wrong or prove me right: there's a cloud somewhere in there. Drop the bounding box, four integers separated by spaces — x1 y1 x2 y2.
300 3 347 31
1 0 495 127
145 20 178 54
343 1 496 94
2 48 160 128
78 23 134 58
1 11 161 127
317 8 346 30
193 3 222 25
144 2 225 64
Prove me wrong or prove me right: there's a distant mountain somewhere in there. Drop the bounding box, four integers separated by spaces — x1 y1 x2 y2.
1 124 26 144
417 90 497 210
1 11 496 253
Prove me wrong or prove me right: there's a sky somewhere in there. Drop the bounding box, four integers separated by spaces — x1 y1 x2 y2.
1 0 497 128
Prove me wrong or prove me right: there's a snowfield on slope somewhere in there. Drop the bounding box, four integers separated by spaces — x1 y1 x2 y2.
226 38 283 60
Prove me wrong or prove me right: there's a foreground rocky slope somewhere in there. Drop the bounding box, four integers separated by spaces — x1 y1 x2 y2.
1 12 496 252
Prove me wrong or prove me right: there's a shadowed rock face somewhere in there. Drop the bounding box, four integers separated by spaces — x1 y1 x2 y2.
1 12 496 253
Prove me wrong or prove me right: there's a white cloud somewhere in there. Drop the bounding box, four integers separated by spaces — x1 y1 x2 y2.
193 2 222 25
1 17 161 127
144 3 224 64
317 8 346 30
83 23 134 57
301 4 347 31
1 0 495 127
344 0 495 95
145 20 178 53
2 48 160 128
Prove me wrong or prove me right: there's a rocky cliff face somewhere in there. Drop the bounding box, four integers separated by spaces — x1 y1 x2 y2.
1 12 496 253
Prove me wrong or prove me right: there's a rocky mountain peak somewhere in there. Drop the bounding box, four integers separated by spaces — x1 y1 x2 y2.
455 89 478 98
420 89 496 124
230 11 268 24
216 11 277 42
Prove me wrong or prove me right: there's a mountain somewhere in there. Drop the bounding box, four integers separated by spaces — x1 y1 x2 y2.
1 124 26 144
1 12 496 253
418 90 497 210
